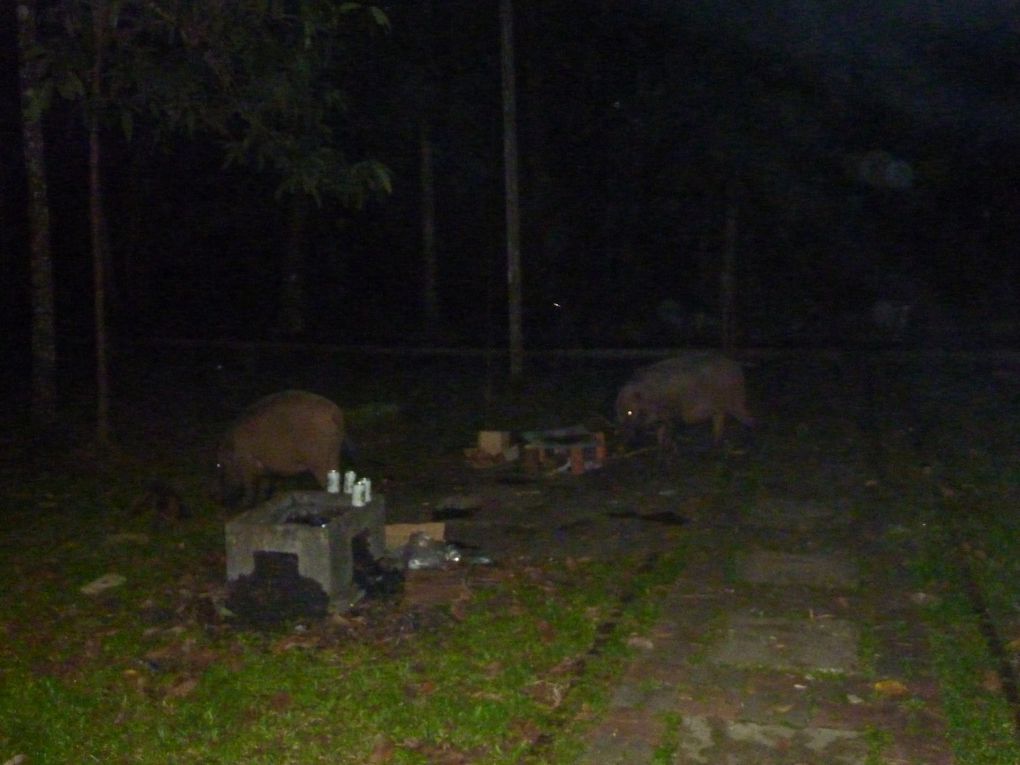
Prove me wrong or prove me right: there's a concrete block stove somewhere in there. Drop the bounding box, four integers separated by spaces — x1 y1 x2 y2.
225 490 386 611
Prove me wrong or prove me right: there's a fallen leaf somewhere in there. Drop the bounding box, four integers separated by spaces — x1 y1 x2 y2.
982 670 1002 693
525 680 564 708
368 734 395 764
268 691 292 711
80 573 126 595
166 677 199 698
450 598 470 622
536 620 557 643
874 679 909 697
482 661 504 678
1005 638 1020 653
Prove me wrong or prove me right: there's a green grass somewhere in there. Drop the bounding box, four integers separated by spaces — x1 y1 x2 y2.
4 351 1019 763
903 362 1020 765
0 460 687 764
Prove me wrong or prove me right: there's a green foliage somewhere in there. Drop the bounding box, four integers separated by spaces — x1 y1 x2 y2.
150 0 393 206
26 0 392 209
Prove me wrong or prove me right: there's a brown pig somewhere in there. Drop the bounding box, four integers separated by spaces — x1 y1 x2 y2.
615 352 754 447
216 390 344 507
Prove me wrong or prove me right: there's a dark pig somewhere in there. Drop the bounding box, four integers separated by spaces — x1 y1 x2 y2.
616 352 754 447
217 390 344 507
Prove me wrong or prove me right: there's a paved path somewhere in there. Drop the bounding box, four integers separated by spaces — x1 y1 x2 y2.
577 495 954 764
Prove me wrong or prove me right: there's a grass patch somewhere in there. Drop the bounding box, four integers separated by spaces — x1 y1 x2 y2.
0 456 689 764
905 361 1020 765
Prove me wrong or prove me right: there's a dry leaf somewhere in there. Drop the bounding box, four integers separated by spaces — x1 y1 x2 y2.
626 635 655 651
450 598 470 622
268 691 292 711
482 661 504 678
536 620 557 644
873 679 909 697
166 677 199 698
1005 637 1020 653
368 734 395 764
982 670 1002 693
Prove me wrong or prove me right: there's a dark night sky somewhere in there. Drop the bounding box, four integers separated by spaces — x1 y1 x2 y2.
1 0 1018 357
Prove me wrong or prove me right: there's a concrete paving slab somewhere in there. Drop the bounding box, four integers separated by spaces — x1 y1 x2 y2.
709 612 859 672
675 715 867 764
738 550 860 588
745 498 851 531
576 709 664 765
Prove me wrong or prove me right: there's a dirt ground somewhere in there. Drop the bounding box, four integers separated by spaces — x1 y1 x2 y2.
353 350 1016 763
52 347 1015 762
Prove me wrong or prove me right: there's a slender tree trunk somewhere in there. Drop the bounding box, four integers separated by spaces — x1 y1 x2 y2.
16 0 57 429
417 0 441 338
90 1 111 448
277 196 307 337
90 114 111 447
720 180 739 354
500 0 523 381
419 117 440 332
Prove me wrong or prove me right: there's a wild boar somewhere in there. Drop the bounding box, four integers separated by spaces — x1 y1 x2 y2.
616 352 754 447
217 390 344 507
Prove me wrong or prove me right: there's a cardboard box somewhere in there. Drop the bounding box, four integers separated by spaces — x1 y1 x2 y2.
477 430 511 456
385 522 446 551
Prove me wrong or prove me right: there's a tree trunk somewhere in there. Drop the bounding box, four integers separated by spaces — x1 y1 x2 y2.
720 181 739 354
416 0 441 339
90 113 111 448
500 0 523 381
16 0 58 429
277 196 307 337
90 1 112 449
419 117 440 333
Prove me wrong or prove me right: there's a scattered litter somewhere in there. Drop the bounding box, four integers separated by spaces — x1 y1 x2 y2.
403 532 463 570
81 573 127 595
400 532 493 570
464 445 519 468
386 522 446 551
847 694 864 705
520 425 607 475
